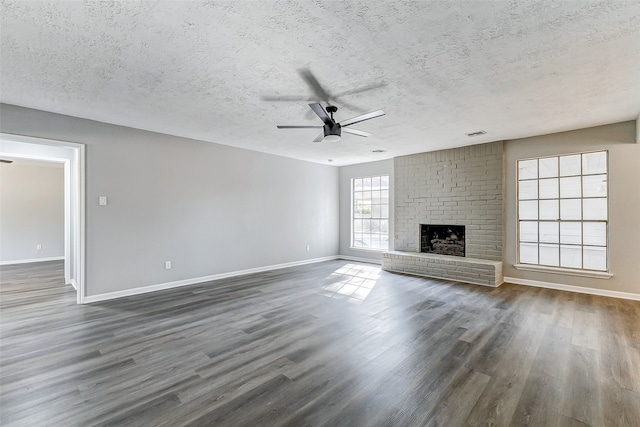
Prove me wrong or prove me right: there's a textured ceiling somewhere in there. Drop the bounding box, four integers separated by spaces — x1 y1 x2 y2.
1 1 639 166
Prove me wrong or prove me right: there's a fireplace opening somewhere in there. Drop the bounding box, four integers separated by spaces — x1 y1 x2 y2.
421 224 465 257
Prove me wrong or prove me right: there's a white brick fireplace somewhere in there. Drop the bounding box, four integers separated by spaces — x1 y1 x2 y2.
382 142 504 287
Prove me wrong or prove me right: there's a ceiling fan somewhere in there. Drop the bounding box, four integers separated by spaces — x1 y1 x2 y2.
277 103 385 143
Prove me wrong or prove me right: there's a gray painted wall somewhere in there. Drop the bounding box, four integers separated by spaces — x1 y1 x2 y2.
338 159 394 262
3 102 637 297
0 162 64 262
0 104 339 297
504 121 640 294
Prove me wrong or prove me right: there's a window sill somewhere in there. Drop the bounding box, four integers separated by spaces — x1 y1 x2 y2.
513 263 613 279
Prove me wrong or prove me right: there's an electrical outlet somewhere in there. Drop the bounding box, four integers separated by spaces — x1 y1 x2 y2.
165 261 172 270
306 245 310 251
36 244 42 250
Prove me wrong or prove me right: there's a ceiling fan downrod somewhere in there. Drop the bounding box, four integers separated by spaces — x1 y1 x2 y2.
326 105 338 121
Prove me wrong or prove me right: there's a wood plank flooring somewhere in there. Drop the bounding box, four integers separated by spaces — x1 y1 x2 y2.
1 260 639 426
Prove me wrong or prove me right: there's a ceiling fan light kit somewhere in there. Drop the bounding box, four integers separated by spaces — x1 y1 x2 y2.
324 133 341 143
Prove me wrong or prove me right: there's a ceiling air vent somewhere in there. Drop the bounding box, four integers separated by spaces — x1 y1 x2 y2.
466 130 486 137
371 149 387 153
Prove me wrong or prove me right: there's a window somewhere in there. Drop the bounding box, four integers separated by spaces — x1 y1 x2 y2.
517 151 608 271
352 175 389 250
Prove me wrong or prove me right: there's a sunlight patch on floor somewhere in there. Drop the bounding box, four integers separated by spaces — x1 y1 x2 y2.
319 263 381 304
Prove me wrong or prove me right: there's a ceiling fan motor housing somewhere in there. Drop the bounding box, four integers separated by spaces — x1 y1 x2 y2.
324 122 341 140
323 105 341 141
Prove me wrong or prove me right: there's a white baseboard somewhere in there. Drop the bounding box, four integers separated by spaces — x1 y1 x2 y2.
0 256 64 266
83 256 338 303
68 279 77 290
504 276 640 301
336 255 381 265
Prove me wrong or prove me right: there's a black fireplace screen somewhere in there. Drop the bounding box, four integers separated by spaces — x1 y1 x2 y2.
420 224 465 257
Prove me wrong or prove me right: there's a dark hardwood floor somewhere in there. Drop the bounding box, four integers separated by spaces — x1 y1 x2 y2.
1 260 639 426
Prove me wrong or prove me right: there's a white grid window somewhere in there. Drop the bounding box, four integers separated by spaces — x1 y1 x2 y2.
517 151 608 271
352 175 389 250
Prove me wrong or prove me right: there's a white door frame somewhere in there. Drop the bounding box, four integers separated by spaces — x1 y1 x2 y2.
0 133 86 304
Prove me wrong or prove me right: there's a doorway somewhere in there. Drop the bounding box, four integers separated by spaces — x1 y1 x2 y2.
0 133 85 303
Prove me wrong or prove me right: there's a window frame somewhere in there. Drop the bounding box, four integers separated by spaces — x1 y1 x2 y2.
515 150 610 275
351 174 390 252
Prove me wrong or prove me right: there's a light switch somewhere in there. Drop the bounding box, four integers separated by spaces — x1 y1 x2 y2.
99 196 108 206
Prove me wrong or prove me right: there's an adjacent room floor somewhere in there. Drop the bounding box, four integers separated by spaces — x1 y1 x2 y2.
1 260 639 426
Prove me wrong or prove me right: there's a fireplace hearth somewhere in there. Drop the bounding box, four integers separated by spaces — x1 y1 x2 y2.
421 224 465 257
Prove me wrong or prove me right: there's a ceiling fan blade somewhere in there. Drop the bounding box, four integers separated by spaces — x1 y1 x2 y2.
333 81 388 99
304 109 318 120
277 125 323 129
342 128 371 138
312 132 325 143
298 68 332 103
339 110 386 127
262 94 313 102
309 103 332 125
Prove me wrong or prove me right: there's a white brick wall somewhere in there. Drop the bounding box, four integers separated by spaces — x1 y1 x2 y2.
394 141 503 261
